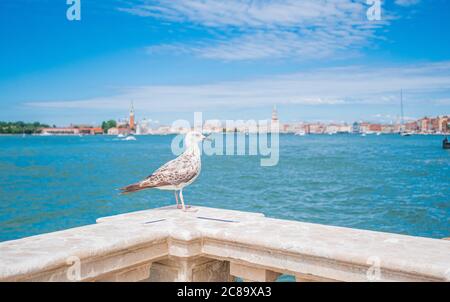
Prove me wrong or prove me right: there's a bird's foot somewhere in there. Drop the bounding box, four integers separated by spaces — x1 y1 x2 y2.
177 204 191 209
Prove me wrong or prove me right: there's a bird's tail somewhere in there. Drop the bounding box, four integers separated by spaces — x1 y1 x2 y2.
119 182 153 195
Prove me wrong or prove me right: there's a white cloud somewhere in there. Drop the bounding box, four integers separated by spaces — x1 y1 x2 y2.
433 98 450 105
120 0 389 61
27 62 450 112
395 0 421 7
121 0 365 28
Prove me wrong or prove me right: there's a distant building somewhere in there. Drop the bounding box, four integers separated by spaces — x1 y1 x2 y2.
419 117 431 133
394 122 402 133
42 126 102 136
382 124 396 133
309 123 325 134
136 118 151 135
78 127 103 135
337 124 352 133
430 117 440 133
304 124 311 134
368 124 382 133
352 122 361 133
98 112 450 136
170 125 190 134
325 124 339 134
284 122 302 133
203 120 223 133
153 126 172 135
359 123 370 133
405 121 419 132
438 116 449 133
116 119 128 128
107 127 119 135
270 105 279 133
271 105 279 122
119 126 131 135
92 127 104 135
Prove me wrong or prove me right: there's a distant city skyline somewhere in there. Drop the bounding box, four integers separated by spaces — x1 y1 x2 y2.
1 0 450 125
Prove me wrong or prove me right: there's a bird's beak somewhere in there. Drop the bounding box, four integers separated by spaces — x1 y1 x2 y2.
203 135 213 141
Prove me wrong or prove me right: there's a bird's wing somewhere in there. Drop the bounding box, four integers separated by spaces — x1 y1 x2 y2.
143 153 200 187
119 153 200 194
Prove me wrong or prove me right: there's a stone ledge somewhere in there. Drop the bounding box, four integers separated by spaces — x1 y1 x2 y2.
0 206 449 282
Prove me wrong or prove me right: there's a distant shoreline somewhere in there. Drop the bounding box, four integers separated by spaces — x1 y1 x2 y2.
0 133 448 137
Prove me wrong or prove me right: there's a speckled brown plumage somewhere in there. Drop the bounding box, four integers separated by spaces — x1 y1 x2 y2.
120 147 201 194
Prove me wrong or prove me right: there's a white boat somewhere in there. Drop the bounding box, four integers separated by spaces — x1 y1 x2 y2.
117 134 125 138
361 133 367 137
123 136 137 141
295 132 306 136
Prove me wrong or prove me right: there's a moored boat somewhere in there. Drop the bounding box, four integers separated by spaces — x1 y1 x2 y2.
443 137 450 149
123 135 137 141
295 131 306 136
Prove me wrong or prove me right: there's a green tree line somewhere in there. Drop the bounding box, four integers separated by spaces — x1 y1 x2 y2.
101 120 117 133
0 121 50 134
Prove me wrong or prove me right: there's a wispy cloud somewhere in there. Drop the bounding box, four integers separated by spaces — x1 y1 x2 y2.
395 0 421 7
27 62 450 111
120 0 389 61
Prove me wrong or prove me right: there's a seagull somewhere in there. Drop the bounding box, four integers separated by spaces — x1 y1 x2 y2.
119 131 208 211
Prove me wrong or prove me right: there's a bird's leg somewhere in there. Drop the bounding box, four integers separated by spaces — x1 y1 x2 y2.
178 190 194 211
177 191 191 209
175 190 186 209
179 189 186 211
174 191 181 209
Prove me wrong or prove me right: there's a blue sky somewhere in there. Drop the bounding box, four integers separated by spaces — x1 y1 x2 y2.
0 0 449 126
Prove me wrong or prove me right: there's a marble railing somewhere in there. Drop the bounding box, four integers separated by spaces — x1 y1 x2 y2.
0 206 449 282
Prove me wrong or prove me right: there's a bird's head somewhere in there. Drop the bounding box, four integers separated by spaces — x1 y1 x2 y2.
184 131 210 147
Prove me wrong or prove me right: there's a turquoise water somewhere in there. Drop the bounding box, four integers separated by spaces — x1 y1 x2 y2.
0 134 449 242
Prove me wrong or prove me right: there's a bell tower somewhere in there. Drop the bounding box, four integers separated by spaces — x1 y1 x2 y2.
272 105 278 122
129 101 135 131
